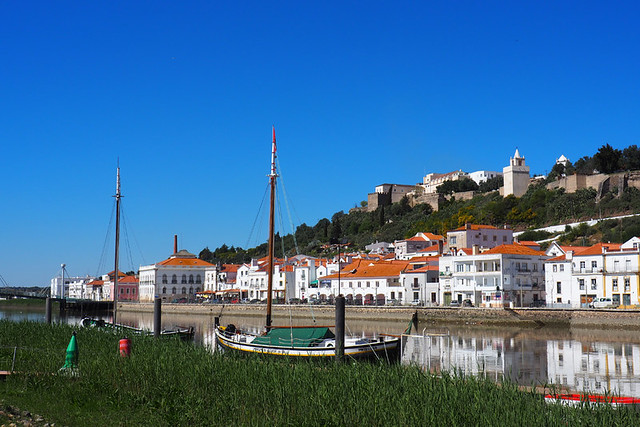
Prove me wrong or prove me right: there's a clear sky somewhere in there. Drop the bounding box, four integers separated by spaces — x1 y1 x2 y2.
1 1 639 286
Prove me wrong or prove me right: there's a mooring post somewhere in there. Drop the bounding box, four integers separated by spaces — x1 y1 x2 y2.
45 297 52 324
154 297 162 338
335 295 345 362
59 298 66 318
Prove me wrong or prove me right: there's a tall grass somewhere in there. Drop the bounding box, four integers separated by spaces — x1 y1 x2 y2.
1 320 638 426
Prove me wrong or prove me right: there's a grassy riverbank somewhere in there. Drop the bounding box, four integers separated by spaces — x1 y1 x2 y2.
1 320 638 426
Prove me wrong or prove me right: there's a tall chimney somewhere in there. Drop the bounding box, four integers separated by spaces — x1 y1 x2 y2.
174 235 178 254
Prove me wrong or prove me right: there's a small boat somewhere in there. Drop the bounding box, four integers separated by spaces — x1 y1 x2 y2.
81 317 194 340
544 393 640 407
214 128 401 360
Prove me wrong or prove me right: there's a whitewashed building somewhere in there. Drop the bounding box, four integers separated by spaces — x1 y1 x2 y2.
394 232 444 260
138 249 213 302
439 244 547 307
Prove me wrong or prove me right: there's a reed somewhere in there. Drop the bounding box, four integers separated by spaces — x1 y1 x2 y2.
0 320 638 426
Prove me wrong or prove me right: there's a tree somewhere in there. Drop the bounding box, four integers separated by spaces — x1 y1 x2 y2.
594 143 622 174
574 155 596 175
622 145 640 171
436 178 478 195
478 176 503 193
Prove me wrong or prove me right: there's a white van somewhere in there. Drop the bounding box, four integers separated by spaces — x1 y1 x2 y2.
589 297 617 309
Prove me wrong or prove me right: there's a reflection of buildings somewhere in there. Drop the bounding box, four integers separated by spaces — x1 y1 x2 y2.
401 333 548 385
547 340 640 397
403 332 640 398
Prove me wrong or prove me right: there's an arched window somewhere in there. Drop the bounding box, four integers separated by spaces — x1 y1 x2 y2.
189 274 194 284
195 287 200 293
162 287 166 294
189 287 193 294
182 287 186 294
172 287 176 295
162 274 167 284
172 275 177 284
181 274 187 284
196 274 202 284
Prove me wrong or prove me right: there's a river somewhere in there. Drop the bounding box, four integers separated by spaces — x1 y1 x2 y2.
3 305 640 398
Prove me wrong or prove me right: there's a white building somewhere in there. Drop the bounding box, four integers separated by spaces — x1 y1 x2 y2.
400 257 440 305
468 170 502 185
236 258 295 302
439 244 547 307
545 238 640 308
445 224 513 252
421 170 469 194
50 274 94 298
319 260 409 304
138 249 213 302
394 232 444 260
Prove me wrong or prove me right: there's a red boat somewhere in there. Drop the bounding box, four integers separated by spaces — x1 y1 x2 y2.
545 393 640 407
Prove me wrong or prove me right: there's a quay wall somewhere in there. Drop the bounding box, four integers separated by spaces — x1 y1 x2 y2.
119 303 640 331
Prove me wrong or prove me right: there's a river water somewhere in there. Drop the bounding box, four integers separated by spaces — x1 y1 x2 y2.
3 306 640 398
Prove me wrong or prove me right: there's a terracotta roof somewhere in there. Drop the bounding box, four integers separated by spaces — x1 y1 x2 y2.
221 264 240 272
118 275 139 284
575 243 622 256
546 255 567 262
87 280 104 286
418 244 440 253
321 260 410 280
559 245 589 254
453 224 499 231
406 235 429 242
484 244 546 256
517 241 540 247
408 265 439 273
422 232 444 240
157 257 214 266
409 256 440 263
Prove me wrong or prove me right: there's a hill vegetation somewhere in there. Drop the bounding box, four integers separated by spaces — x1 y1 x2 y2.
199 144 640 264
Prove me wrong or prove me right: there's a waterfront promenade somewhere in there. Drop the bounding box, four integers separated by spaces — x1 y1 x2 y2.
119 302 640 331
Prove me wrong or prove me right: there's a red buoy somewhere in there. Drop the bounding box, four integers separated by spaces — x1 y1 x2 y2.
119 338 131 357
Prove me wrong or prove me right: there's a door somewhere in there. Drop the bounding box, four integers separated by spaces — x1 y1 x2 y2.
623 294 631 306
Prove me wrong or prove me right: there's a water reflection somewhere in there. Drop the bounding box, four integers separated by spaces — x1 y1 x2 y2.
3 306 640 397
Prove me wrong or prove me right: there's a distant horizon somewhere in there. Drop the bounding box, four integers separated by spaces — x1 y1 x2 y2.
2 1 638 286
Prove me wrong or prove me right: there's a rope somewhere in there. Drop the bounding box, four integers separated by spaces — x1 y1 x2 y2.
245 183 270 249
276 157 299 254
96 200 117 277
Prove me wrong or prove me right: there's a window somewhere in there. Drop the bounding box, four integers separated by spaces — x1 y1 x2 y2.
502 236 506 242
182 287 186 294
626 259 631 272
196 275 201 284
181 274 187 284
591 279 597 290
450 236 457 245
358 281 361 288
533 264 538 272
556 282 562 293
580 261 585 271
189 274 194 284
579 279 585 290
559 265 564 272
172 275 177 284
493 236 497 242
625 277 631 292
132 289 136 294
592 261 597 269
613 279 618 291
483 235 487 241
162 287 166 294
456 264 464 272
172 287 176 294
162 274 168 284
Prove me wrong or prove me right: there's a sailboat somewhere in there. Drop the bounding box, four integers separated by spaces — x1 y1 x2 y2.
82 166 194 340
214 128 401 359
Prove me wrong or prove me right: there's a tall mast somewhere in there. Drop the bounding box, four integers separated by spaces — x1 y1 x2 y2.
113 164 121 324
266 127 277 329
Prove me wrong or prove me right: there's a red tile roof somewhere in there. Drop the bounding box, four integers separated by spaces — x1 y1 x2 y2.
484 244 546 256
157 257 214 267
321 260 410 280
575 243 622 256
453 224 499 231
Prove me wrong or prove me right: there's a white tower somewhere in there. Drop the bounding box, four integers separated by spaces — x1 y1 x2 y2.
503 149 530 197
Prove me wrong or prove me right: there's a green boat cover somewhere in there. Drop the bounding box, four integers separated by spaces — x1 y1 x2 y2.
252 327 335 347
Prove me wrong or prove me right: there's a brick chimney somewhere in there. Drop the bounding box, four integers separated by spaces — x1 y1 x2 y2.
174 235 178 254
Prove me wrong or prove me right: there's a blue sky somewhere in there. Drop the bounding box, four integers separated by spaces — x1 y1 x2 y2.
1 1 639 286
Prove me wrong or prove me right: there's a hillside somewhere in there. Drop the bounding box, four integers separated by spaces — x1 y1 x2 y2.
200 144 640 263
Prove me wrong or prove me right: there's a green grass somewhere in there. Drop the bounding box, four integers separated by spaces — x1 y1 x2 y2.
1 320 639 426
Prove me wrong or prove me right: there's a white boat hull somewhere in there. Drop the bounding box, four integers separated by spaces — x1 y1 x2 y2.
215 327 400 359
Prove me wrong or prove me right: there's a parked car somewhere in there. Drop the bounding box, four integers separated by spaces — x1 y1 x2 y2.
288 298 302 304
249 299 260 304
589 297 617 309
530 300 546 308
449 300 461 307
462 299 473 307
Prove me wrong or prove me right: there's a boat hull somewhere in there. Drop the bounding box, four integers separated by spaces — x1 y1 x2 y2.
215 327 399 360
